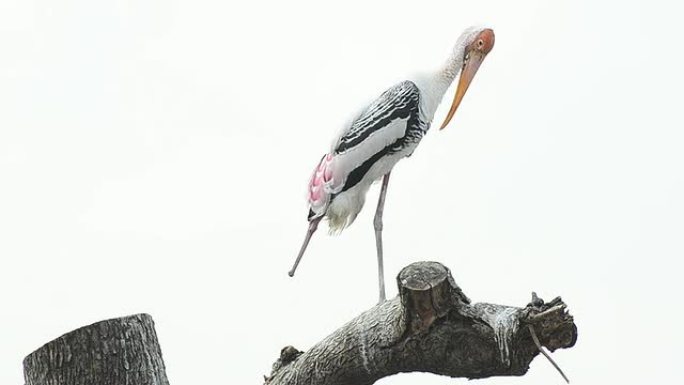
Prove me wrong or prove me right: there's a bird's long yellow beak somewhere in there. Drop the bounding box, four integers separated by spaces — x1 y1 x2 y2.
439 51 486 130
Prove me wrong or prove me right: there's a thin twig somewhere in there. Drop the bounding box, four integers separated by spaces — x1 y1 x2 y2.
528 324 570 383
529 305 566 323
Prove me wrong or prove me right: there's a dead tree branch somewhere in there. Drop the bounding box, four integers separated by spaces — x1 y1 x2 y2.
266 261 577 385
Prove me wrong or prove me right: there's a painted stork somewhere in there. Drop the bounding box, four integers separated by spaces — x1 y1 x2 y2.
289 26 495 302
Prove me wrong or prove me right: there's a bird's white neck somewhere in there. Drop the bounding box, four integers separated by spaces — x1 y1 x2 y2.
412 30 476 124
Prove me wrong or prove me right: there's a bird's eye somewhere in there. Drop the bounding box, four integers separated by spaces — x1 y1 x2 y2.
477 39 484 48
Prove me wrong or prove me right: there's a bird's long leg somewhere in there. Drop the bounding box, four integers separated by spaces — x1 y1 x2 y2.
374 172 391 303
288 216 323 277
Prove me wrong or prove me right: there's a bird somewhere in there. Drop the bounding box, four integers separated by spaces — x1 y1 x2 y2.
288 26 495 302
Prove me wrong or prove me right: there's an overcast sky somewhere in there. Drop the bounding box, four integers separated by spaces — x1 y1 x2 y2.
1 0 683 384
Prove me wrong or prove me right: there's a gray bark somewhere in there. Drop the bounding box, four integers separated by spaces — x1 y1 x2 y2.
23 313 169 385
265 261 577 385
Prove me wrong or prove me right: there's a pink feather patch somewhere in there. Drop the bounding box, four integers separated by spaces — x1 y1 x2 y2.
307 153 337 215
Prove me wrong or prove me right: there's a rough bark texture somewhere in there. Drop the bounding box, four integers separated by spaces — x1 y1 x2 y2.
265 261 577 385
24 313 169 385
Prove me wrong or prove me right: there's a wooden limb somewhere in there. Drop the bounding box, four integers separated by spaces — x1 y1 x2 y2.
265 261 577 385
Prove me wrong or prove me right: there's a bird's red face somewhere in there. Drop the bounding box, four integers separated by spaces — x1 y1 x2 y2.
440 28 495 129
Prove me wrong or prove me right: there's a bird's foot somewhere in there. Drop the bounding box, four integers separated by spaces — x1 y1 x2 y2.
377 292 387 304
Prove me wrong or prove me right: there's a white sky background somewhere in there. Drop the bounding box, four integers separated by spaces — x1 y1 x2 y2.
1 0 683 384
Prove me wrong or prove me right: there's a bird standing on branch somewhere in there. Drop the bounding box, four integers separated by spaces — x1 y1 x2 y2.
289 26 496 302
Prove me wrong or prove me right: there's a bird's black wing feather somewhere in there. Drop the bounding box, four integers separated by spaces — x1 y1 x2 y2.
333 81 421 154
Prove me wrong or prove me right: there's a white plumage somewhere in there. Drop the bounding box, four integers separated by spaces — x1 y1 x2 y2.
290 26 496 303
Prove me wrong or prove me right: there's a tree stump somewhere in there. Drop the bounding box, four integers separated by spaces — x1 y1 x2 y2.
23 313 169 385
